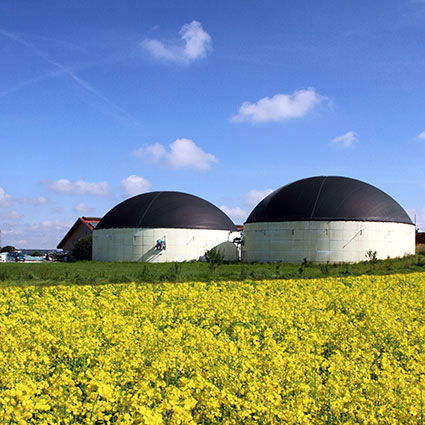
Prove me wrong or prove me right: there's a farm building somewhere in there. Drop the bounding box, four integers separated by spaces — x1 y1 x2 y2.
417 232 425 245
243 176 415 263
93 191 239 262
57 217 100 253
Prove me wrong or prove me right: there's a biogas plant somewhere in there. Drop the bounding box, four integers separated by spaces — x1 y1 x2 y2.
93 191 240 263
244 176 415 263
92 176 415 264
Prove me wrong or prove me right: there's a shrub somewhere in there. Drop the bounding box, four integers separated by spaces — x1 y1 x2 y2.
366 250 378 263
416 244 425 256
204 247 224 274
71 236 92 261
159 263 180 282
136 265 153 282
320 262 330 275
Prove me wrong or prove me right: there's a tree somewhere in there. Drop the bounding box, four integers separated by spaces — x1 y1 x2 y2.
30 250 43 257
0 245 16 253
71 236 92 261
204 247 224 274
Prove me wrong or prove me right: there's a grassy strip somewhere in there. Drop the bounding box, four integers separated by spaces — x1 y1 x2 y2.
0 254 425 287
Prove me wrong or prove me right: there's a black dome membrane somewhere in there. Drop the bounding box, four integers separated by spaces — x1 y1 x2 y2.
246 176 413 225
97 191 237 231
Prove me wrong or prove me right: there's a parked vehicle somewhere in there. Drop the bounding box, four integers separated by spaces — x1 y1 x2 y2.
8 252 25 262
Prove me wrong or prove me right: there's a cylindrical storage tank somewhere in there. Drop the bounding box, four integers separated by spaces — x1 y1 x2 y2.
244 176 415 263
93 191 239 262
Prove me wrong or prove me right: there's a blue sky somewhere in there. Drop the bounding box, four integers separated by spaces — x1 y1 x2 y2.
1 0 424 248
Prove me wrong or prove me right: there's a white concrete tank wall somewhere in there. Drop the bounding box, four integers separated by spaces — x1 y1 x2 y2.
93 228 240 262
244 221 415 263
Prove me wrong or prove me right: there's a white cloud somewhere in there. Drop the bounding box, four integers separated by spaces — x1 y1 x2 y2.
220 206 249 222
331 131 358 148
27 218 74 232
134 138 218 171
43 179 110 197
219 188 274 224
20 196 50 205
0 186 12 207
143 21 212 63
141 143 167 162
1 219 74 249
121 175 152 198
417 131 425 140
167 139 217 170
231 88 323 124
72 202 92 213
0 210 23 222
244 188 274 207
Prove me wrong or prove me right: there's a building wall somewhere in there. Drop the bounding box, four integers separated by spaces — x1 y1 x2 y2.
93 228 240 262
244 221 415 263
63 225 93 252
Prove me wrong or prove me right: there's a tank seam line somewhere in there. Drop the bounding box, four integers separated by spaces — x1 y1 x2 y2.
310 176 327 219
137 192 162 228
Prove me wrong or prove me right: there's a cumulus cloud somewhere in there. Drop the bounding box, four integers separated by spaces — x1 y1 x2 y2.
1 219 74 249
167 139 217 170
244 188 274 207
43 179 110 197
27 219 74 232
219 188 275 224
417 131 425 140
220 206 249 222
133 138 218 171
331 131 358 148
143 21 212 63
0 229 27 248
141 143 167 162
121 175 152 198
72 202 92 213
20 196 49 205
231 88 323 124
0 186 12 207
0 210 23 222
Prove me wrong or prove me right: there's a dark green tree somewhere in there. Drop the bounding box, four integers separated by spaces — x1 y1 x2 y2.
0 245 16 253
30 250 43 257
71 236 93 261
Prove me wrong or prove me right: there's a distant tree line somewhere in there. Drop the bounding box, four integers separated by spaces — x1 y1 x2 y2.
0 246 16 253
1 238 93 261
1 247 44 256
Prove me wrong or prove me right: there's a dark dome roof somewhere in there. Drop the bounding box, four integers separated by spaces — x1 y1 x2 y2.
246 176 413 225
97 191 237 231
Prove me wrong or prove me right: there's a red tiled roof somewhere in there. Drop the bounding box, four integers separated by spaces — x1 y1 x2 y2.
82 217 101 230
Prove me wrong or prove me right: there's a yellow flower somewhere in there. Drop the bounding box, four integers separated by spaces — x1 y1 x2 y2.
1 273 425 423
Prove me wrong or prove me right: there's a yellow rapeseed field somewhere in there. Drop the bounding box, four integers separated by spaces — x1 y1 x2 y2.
1 273 425 424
